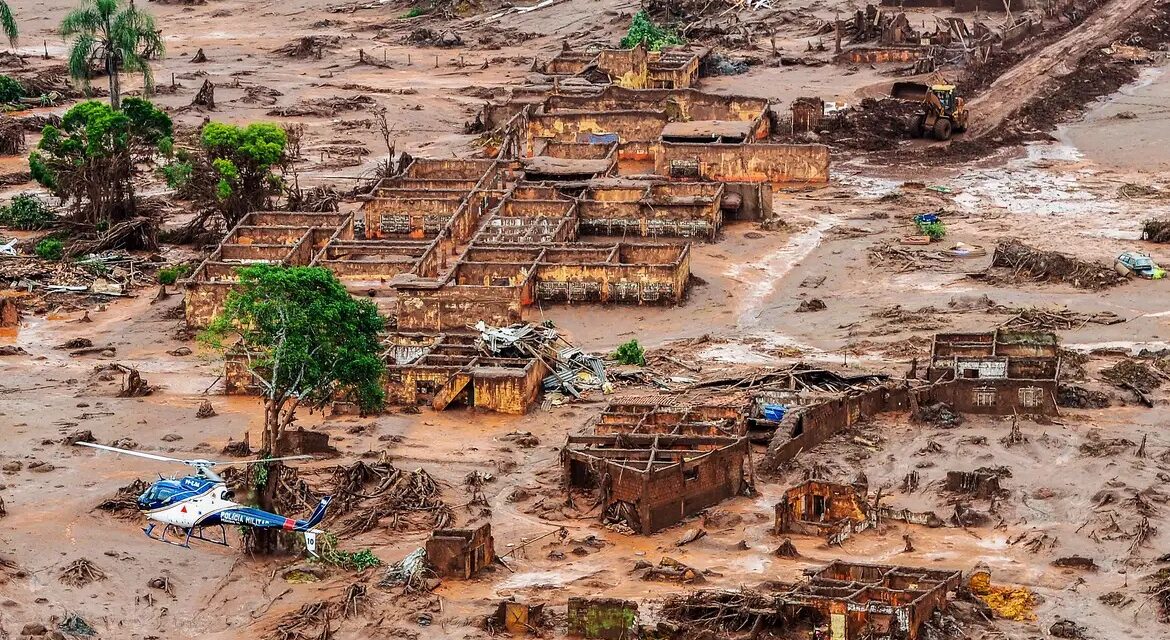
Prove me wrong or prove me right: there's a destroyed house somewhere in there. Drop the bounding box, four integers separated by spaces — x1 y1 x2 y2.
775 479 945 544
488 84 831 185
382 332 548 414
562 433 750 534
592 396 748 437
663 562 961 639
927 330 1059 415
183 211 351 327
425 522 495 579
786 562 962 640
541 43 703 90
775 480 869 537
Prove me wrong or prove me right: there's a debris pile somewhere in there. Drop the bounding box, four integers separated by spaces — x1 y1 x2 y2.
406 28 463 47
0 115 25 155
1 251 148 308
1143 218 1170 243
270 581 365 640
868 241 951 271
95 478 149 519
990 240 1125 290
1149 566 1170 623
638 556 705 583
1056 384 1111 409
992 305 1124 331
267 95 375 118
659 589 788 631
1100 359 1162 406
58 558 106 587
809 98 921 151
475 321 610 398
272 35 341 58
378 548 434 592
312 460 453 536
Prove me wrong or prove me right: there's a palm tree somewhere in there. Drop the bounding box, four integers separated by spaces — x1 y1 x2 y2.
61 0 163 110
0 1 17 48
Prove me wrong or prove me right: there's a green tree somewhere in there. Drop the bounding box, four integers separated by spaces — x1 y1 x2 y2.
620 10 683 52
201 265 385 455
0 1 18 48
29 98 172 224
61 0 163 110
199 122 288 226
202 266 384 554
0 75 23 103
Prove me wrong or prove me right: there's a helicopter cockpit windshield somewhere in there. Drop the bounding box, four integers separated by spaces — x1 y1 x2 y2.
138 482 181 509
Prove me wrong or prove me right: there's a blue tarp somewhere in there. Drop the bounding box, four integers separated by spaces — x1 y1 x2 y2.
763 404 787 422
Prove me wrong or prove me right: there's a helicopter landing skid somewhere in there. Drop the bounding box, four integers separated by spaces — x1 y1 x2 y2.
144 522 230 549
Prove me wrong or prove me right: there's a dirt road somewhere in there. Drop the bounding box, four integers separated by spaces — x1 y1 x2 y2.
966 0 1151 138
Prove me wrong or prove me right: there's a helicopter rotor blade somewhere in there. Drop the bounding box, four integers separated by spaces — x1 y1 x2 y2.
211 455 315 465
74 441 191 465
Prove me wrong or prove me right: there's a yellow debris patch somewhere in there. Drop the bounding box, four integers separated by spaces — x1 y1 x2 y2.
969 571 1038 622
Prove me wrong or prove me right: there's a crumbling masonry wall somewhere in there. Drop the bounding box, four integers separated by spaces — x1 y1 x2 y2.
656 142 831 184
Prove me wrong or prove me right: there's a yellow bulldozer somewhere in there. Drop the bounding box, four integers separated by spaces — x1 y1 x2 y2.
892 81 970 141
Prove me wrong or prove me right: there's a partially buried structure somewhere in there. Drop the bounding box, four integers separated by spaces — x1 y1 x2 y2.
186 41 832 415
925 330 1059 416
666 561 963 640
562 396 753 534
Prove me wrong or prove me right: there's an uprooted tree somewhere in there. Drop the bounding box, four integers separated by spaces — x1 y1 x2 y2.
29 98 173 225
163 121 288 229
61 0 164 110
201 265 385 552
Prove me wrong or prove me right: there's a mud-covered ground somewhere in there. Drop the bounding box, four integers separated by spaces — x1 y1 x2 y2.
3 0 1170 639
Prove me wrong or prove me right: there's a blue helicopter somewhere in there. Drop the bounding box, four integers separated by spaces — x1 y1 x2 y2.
77 442 332 555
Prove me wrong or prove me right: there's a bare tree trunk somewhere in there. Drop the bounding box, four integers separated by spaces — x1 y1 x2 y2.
263 397 282 455
250 460 284 555
107 54 121 110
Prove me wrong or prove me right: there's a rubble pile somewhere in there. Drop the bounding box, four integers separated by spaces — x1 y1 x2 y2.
990 240 1125 289
379 548 433 592
58 558 106 587
270 582 366 640
476 322 609 397
1100 360 1163 395
1 251 153 314
267 95 376 118
813 98 921 151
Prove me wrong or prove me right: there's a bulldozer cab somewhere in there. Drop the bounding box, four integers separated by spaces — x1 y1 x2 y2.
930 85 957 114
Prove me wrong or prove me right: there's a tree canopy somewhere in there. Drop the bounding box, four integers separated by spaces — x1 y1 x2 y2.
202 265 385 453
620 11 684 52
61 0 163 109
201 122 288 221
29 98 172 224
